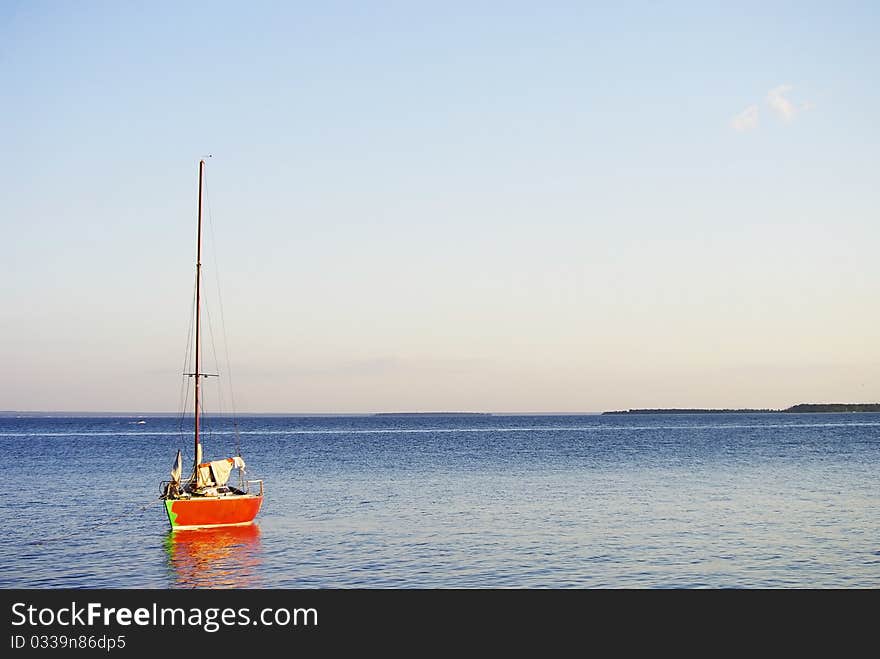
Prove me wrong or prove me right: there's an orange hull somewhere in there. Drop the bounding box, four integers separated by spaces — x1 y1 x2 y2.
165 495 263 529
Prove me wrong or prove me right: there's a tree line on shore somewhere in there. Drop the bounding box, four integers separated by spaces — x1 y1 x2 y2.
603 403 880 415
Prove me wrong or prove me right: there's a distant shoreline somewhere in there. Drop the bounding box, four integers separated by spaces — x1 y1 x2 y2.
602 403 880 415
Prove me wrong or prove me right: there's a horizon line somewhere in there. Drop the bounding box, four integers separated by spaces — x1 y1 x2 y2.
0 410 604 417
3 402 879 418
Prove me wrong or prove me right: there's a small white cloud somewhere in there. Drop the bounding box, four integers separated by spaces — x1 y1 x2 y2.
731 104 759 132
767 84 811 121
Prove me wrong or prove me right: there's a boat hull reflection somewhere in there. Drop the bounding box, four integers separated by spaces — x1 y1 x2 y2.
165 524 262 588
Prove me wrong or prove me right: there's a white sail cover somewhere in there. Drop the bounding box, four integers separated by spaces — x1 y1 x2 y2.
208 459 233 486
196 456 247 487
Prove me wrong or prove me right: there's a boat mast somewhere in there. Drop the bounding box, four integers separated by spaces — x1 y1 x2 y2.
194 159 204 482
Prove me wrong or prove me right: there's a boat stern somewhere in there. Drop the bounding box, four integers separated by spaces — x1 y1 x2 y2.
163 494 263 530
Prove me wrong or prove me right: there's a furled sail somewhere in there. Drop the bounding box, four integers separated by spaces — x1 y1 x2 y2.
195 442 206 486
170 449 182 485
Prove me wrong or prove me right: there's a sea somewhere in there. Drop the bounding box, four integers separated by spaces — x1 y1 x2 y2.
1 412 878 589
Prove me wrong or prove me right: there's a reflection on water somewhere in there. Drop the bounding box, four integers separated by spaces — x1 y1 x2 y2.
165 524 263 588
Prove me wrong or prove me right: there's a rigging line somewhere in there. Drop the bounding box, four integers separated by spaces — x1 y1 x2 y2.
201 283 233 462
186 388 208 483
202 171 242 455
198 374 208 441
177 273 198 438
202 280 227 419
179 375 192 458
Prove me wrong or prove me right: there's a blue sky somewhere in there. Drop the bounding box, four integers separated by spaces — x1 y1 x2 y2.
2 2 878 412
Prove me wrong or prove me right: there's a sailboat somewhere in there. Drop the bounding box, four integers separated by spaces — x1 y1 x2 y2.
160 159 263 530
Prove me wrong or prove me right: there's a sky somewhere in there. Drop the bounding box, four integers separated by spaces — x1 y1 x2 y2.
2 1 878 413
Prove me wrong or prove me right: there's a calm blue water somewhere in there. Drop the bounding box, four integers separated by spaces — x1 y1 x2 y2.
1 413 878 588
